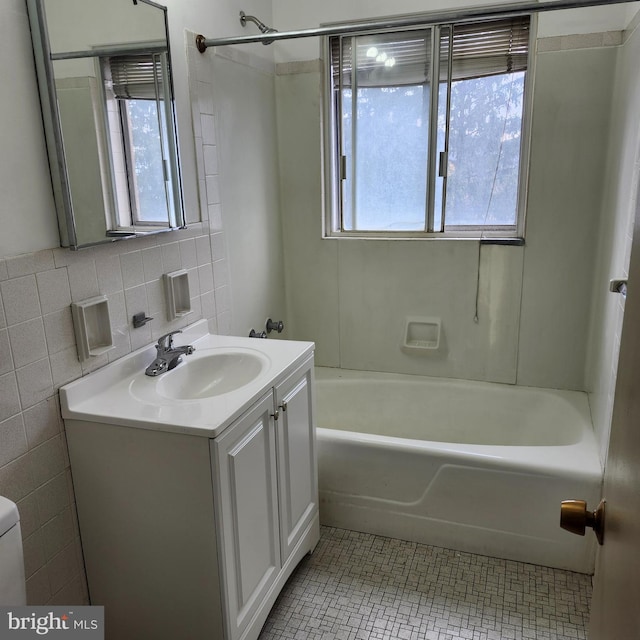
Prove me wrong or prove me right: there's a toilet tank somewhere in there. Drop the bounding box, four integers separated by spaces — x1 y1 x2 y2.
0 496 26 605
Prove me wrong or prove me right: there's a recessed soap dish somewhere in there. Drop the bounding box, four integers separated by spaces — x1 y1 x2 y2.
402 316 441 353
163 270 192 321
71 296 114 362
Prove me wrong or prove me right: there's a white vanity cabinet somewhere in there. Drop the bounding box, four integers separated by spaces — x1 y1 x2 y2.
62 331 319 640
213 358 318 640
273 362 317 562
213 392 281 640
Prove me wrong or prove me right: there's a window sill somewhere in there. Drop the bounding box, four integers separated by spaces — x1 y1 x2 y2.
322 233 525 245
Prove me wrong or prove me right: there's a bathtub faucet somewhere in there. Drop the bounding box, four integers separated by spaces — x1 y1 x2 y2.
145 330 195 376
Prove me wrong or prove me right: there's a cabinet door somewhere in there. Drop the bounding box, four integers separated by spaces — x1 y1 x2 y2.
275 358 318 562
212 392 281 640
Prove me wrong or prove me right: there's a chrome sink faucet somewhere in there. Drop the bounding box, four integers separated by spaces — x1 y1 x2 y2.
145 330 195 377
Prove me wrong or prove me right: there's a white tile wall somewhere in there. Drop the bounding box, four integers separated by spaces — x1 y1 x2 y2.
186 32 234 331
0 224 225 603
1 276 41 326
277 36 621 390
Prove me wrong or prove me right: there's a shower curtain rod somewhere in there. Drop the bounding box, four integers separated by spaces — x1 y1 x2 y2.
195 0 639 52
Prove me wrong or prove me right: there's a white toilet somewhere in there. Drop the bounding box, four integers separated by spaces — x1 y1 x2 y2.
0 496 27 605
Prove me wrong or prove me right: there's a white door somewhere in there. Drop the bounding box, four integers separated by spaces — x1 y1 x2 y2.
212 392 281 640
588 204 640 637
274 358 318 562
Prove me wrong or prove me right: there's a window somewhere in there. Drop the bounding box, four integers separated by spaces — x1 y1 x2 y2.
100 52 178 231
324 16 533 239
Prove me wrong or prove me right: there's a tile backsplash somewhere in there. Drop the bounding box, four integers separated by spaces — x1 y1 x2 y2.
0 224 227 604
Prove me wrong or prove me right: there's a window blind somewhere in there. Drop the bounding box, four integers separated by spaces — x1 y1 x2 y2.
448 17 530 80
107 53 165 100
330 16 530 88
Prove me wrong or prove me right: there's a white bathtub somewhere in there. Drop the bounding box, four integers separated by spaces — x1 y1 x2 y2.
315 367 603 573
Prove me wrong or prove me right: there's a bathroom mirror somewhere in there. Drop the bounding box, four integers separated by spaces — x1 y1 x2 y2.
27 0 185 249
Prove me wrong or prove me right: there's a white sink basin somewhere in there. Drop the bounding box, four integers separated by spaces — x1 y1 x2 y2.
130 348 270 403
59 321 314 437
157 351 267 399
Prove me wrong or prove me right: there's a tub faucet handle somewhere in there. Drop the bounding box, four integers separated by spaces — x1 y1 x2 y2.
266 318 284 334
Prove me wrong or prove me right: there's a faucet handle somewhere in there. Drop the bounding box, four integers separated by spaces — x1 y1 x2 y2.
265 318 284 334
157 330 182 350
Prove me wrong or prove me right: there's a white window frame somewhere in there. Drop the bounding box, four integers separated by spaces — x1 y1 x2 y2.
322 15 537 242
98 50 178 232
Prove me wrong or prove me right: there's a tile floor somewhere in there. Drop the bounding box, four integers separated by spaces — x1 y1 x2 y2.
260 527 591 640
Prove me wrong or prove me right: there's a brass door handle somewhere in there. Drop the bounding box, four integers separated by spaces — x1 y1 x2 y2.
560 499 605 545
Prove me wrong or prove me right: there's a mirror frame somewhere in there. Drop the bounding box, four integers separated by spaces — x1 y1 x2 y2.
27 0 186 250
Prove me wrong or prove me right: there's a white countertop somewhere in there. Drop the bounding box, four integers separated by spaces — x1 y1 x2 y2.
60 321 314 438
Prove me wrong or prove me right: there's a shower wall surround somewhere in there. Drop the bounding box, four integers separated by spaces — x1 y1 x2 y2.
276 36 616 391
517 43 616 390
585 16 640 463
274 20 640 466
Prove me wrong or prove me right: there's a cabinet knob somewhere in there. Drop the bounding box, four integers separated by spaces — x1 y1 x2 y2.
279 402 287 412
271 410 279 421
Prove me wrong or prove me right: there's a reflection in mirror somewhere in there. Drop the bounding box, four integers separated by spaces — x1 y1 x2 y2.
27 0 185 249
